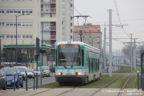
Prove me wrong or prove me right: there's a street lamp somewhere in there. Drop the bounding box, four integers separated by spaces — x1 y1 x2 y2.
15 13 29 65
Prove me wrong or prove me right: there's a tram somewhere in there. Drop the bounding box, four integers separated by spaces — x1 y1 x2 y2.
55 41 101 84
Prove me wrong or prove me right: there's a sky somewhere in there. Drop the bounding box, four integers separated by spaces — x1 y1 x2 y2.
74 0 144 51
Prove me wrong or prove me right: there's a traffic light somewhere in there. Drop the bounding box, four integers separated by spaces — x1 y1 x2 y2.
36 37 40 56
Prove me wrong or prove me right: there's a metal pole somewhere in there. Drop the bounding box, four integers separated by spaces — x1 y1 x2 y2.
103 24 106 70
16 16 18 66
133 39 136 69
82 17 88 42
108 9 112 77
130 33 133 72
25 71 28 91
40 22 44 86
0 39 1 66
14 74 16 91
33 73 36 90
137 71 139 90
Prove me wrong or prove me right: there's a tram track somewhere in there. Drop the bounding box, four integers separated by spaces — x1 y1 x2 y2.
30 77 120 96
22 75 133 96
89 77 119 96
117 74 132 96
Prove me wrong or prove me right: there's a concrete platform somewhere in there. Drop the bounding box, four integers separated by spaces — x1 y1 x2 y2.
0 88 143 96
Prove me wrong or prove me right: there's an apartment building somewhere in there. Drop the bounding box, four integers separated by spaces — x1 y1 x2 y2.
74 24 102 49
0 0 74 65
41 0 74 61
0 0 41 64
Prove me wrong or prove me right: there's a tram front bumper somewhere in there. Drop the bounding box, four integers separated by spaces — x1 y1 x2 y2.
55 75 86 83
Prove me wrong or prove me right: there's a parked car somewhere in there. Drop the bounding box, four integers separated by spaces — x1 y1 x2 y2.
4 68 23 88
33 67 41 76
27 69 34 78
14 66 28 80
41 66 50 77
0 69 7 90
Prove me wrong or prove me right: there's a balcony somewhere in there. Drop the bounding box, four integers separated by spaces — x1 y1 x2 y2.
43 26 56 31
50 35 56 40
41 8 56 13
50 26 56 31
41 0 56 4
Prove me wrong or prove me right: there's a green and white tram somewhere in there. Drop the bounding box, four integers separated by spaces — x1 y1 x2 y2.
55 41 101 84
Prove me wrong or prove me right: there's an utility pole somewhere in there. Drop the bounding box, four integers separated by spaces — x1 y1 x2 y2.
130 33 133 72
40 22 44 86
133 39 136 69
108 9 112 77
75 15 89 42
0 39 1 66
103 24 106 70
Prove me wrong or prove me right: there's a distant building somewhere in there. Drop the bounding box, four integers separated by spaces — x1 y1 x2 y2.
73 24 102 49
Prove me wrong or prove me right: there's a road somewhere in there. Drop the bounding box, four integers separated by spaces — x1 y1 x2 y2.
23 76 56 88
0 76 55 92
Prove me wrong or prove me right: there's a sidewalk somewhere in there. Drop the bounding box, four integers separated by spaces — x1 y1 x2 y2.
0 88 144 96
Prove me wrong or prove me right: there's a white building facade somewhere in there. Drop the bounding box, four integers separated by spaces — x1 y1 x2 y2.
41 0 74 62
0 0 41 46
41 0 74 49
0 0 74 64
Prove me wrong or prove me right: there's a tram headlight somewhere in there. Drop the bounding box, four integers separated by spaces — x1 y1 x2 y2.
76 72 82 76
58 72 62 76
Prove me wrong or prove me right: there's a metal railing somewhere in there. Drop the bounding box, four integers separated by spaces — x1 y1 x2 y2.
41 0 56 4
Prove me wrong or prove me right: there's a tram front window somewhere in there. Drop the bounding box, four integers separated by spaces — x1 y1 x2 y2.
57 45 81 67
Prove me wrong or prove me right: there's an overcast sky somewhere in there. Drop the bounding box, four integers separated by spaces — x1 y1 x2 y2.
74 0 144 51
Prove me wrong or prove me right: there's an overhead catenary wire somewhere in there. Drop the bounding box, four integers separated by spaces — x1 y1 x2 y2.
68 0 130 47
113 0 130 37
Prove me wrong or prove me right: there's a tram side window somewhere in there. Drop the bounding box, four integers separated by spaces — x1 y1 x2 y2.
88 55 90 73
56 50 57 66
94 58 96 72
92 58 93 73
82 49 84 66
98 59 99 71
93 58 95 73
96 58 98 72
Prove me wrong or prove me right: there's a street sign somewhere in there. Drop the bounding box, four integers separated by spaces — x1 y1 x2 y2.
141 51 144 91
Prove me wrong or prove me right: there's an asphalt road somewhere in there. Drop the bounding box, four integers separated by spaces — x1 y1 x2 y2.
23 76 56 88
0 76 55 92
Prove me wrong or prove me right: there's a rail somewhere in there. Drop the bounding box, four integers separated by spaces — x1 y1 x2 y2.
117 74 132 96
89 77 119 96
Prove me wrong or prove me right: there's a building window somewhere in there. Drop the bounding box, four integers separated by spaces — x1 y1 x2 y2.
70 23 72 26
6 10 32 15
6 22 32 27
23 35 32 38
71 29 73 33
70 3 73 7
0 22 4 26
0 10 4 14
0 35 4 39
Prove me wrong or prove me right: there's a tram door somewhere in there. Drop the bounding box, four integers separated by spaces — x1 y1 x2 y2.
141 51 144 91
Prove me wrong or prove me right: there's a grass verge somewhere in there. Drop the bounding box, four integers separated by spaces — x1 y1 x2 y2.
40 75 119 88
107 75 128 88
113 66 140 73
